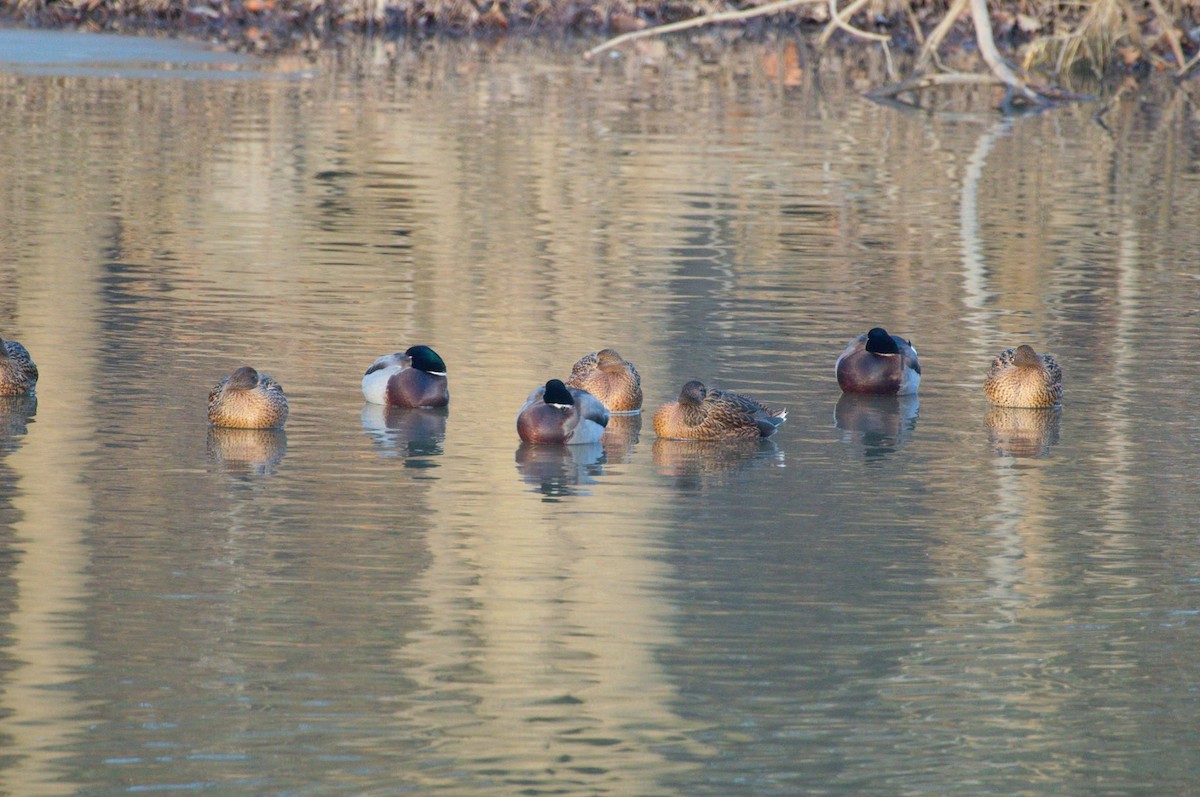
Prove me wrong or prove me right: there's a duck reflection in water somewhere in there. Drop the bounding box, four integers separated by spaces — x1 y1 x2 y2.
0 393 37 454
361 403 448 463
600 412 642 464
652 437 784 491
986 406 1061 458
834 393 919 459
514 441 606 499
206 427 287 476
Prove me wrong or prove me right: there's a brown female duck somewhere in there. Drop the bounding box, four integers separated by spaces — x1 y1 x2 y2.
566 348 643 413
984 344 1062 408
207 366 289 429
653 380 786 441
0 336 38 396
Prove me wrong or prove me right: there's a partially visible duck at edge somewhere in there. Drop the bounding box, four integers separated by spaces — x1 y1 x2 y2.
984 344 1062 408
208 366 289 429
0 336 38 396
654 380 786 441
566 348 643 414
835 327 921 395
517 379 610 444
362 345 449 408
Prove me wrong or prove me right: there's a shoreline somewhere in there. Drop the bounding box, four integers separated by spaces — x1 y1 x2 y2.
1 0 1196 96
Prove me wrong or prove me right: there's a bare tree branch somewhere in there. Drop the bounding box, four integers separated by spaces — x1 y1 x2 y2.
583 0 825 60
866 70 1003 100
817 0 890 48
967 0 1041 102
1146 0 1186 69
1179 48 1200 77
913 0 967 74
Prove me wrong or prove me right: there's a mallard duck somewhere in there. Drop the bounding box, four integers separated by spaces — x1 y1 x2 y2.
517 379 610 444
0 336 38 396
207 366 289 429
361 345 449 408
566 348 643 413
653 380 786 441
984 345 1062 408
835 327 921 395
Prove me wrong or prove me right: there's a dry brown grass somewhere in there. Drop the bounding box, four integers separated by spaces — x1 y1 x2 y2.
1023 0 1129 76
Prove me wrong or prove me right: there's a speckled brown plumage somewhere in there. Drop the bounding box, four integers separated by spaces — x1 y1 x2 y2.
207 366 289 429
653 380 786 441
0 337 38 396
566 348 643 413
984 345 1062 408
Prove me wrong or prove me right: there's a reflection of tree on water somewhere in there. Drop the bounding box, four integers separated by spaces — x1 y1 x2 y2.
651 437 783 491
0 393 37 454
206 427 287 476
985 406 1060 458
514 441 606 500
834 393 918 459
360 403 447 465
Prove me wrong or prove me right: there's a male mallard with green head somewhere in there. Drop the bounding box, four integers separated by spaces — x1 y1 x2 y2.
835 327 921 395
517 379 610 444
984 344 1062 408
362 345 449 408
653 380 786 441
208 366 289 429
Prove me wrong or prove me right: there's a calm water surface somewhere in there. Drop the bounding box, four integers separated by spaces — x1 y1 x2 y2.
1 32 1199 795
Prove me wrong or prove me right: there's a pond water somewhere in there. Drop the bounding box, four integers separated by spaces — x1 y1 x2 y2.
1 30 1200 795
